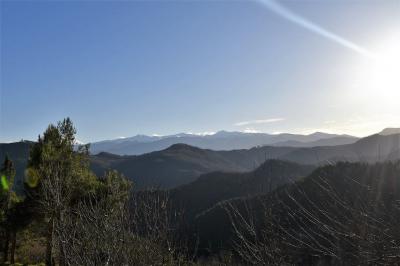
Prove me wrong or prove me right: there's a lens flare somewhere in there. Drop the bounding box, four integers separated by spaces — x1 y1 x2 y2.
1 175 9 191
257 0 375 58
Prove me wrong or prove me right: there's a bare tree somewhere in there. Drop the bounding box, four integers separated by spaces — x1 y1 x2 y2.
54 177 191 265
56 171 133 265
225 162 400 265
128 189 192 264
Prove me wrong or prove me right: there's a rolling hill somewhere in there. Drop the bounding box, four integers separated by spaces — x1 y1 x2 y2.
193 161 400 260
169 159 315 221
280 133 400 164
91 133 400 188
90 144 297 189
1 132 399 190
271 135 359 147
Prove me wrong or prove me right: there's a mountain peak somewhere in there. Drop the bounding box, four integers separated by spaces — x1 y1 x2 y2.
213 130 245 137
308 132 334 138
166 143 200 151
95 151 122 159
379 128 400 136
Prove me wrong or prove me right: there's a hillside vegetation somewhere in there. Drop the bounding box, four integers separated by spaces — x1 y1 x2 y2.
194 161 400 264
2 132 399 190
1 119 400 265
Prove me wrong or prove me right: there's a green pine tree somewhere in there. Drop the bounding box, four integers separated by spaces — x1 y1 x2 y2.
26 118 98 266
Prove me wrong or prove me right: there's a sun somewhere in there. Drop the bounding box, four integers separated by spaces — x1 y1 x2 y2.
365 34 400 103
371 35 400 94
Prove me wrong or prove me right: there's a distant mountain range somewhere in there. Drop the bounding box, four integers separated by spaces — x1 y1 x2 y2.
1 128 399 190
89 131 359 155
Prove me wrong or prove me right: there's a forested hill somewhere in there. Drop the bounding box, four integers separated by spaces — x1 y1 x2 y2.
169 159 315 221
90 144 297 189
89 133 400 188
1 133 400 190
194 161 400 262
280 133 400 164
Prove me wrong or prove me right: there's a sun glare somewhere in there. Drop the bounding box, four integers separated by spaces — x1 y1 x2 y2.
365 34 400 103
373 36 400 90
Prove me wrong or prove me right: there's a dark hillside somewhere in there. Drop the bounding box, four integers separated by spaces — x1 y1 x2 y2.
281 133 400 164
90 144 298 189
2 134 400 191
170 160 314 221
195 161 400 263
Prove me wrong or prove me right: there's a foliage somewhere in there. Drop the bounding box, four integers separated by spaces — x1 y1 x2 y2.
25 118 100 265
18 118 192 265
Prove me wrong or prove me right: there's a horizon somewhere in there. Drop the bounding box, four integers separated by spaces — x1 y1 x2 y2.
1 0 399 142
2 126 397 144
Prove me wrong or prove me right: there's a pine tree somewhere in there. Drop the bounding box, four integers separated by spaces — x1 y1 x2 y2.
26 118 98 266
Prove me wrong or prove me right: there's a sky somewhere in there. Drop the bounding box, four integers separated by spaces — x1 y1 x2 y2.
1 0 399 143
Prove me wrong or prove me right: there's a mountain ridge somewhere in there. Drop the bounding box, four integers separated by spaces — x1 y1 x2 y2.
89 130 359 155
1 132 399 191
379 127 400 136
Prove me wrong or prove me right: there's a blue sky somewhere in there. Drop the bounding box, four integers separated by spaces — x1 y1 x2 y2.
1 0 399 142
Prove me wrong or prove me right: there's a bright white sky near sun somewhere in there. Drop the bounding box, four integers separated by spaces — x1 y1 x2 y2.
1 0 399 142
